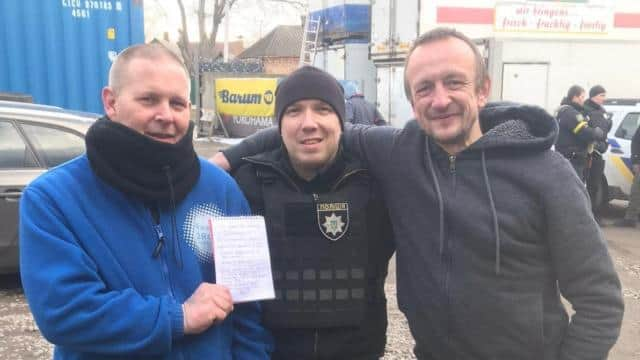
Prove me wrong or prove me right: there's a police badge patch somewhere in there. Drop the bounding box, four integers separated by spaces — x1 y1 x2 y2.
317 202 349 241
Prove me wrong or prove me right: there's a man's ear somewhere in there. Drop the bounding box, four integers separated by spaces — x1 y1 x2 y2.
102 87 117 118
477 77 491 107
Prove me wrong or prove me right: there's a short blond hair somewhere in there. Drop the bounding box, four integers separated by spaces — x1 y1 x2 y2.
108 43 190 96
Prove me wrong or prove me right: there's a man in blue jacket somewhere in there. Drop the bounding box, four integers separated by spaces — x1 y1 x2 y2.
19 43 272 359
213 28 624 360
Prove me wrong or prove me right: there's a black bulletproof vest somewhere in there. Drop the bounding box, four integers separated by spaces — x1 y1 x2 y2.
258 168 375 328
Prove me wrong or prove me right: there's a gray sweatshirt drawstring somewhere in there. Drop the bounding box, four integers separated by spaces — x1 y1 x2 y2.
481 151 501 275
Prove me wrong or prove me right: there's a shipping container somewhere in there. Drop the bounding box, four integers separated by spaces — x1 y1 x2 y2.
0 0 144 114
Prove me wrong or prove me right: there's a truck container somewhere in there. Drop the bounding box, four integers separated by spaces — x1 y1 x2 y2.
370 0 419 60
309 0 371 44
375 62 413 128
313 43 377 104
478 37 640 114
306 1 377 104
371 0 640 125
0 0 144 114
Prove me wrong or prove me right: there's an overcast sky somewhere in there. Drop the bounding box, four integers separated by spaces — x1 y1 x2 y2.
144 0 303 45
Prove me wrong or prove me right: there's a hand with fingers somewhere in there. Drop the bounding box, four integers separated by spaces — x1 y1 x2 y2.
182 283 234 335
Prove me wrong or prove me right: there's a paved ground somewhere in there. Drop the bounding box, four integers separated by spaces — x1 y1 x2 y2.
0 139 637 359
604 202 640 360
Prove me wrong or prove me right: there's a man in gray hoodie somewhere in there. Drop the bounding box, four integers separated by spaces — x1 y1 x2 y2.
213 28 624 360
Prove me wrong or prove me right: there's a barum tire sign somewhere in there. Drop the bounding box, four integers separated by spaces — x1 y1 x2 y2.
215 78 278 138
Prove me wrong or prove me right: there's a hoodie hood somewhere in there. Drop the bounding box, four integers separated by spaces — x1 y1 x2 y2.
470 102 558 152
424 102 558 275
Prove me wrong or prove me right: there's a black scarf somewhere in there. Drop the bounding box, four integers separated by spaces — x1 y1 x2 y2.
85 116 200 205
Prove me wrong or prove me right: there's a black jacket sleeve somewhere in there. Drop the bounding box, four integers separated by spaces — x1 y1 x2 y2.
222 127 281 171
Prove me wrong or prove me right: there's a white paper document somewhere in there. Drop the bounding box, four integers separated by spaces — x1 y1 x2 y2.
208 216 275 303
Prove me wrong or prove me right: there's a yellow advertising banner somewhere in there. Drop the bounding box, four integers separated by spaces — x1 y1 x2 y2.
215 78 277 117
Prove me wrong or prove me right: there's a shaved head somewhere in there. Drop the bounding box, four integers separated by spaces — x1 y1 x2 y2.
108 43 190 98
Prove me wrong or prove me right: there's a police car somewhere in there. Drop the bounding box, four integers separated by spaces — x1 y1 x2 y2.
601 98 640 208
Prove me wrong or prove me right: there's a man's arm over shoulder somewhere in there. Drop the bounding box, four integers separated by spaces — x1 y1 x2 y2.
341 122 400 169
542 154 624 359
19 185 183 355
217 127 281 171
213 122 401 174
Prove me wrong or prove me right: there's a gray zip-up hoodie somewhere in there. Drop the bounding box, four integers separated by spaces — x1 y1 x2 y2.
223 102 624 360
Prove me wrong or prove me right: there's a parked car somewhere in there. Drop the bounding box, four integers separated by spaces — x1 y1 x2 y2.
599 98 640 209
0 101 98 274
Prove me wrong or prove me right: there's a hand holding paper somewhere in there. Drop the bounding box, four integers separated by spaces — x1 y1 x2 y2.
209 216 275 303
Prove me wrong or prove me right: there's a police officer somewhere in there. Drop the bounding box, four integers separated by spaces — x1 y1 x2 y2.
583 85 613 214
555 85 606 182
231 66 394 359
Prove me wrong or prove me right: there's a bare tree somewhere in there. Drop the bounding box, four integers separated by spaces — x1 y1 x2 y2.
176 0 236 75
176 0 306 75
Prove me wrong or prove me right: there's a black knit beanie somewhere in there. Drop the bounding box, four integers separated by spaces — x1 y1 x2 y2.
589 85 606 98
275 66 345 130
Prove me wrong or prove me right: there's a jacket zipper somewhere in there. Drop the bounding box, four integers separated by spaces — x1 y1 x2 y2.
150 208 175 298
446 155 456 351
448 155 457 193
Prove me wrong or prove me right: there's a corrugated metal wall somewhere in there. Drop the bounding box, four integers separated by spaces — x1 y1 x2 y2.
0 0 144 113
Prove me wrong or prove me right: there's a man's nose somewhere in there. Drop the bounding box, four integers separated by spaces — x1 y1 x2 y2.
431 83 451 109
154 101 173 122
300 109 318 129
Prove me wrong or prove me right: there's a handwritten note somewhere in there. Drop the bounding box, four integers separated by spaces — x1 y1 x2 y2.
208 216 275 303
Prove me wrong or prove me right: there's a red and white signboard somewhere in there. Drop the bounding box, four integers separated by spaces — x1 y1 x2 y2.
494 1 613 34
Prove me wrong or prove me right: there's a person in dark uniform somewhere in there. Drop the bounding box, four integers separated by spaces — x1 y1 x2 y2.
616 125 640 227
555 85 606 182
583 85 613 215
231 66 395 360
342 81 387 126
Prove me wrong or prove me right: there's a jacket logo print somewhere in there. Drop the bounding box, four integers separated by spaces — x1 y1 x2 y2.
317 202 349 241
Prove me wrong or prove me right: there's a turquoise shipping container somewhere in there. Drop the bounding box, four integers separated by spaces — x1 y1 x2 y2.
0 0 144 113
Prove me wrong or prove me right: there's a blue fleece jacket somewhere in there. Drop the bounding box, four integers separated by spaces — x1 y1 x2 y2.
19 155 272 359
